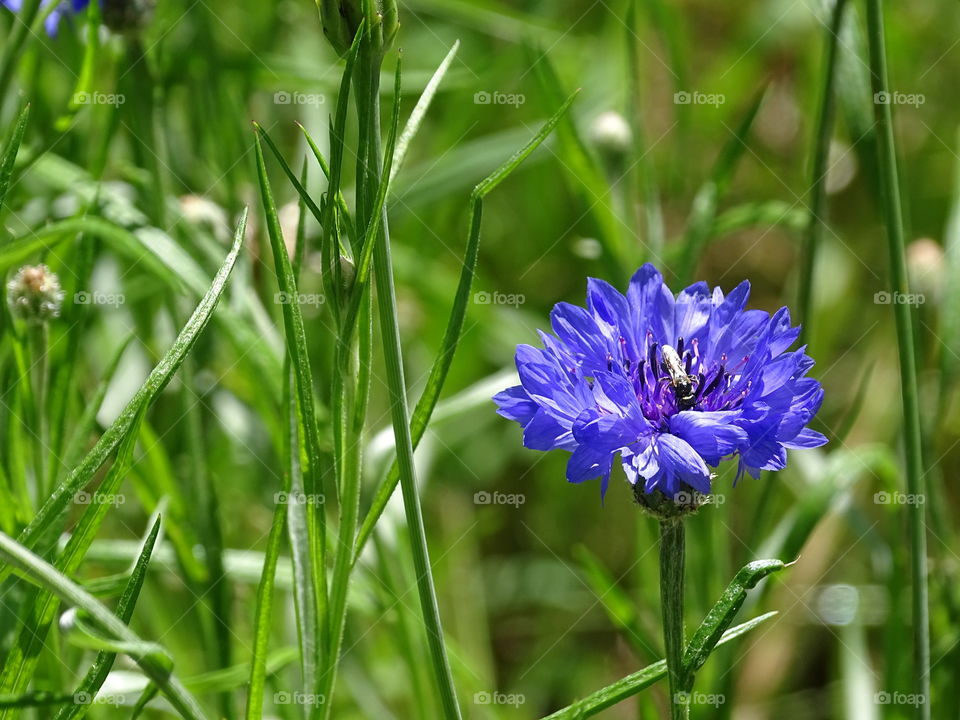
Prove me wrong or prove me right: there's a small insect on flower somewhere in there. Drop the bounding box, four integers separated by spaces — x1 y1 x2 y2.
493 264 827 504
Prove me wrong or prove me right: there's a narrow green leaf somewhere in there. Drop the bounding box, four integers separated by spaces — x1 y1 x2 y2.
354 91 577 562
244 488 287 720
254 133 326 699
0 211 247 584
0 532 206 720
55 515 163 720
390 40 459 183
0 405 145 708
0 104 29 213
681 559 785 678
541 613 777 719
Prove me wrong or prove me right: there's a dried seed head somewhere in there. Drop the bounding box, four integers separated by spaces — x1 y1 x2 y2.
7 265 65 324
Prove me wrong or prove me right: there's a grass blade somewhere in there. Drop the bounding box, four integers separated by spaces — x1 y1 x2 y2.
0 531 206 720
0 211 247 583
0 104 29 213
55 515 163 720
354 91 577 562
541 612 778 719
865 3 929 712
390 41 460 183
681 560 785 679
253 133 327 702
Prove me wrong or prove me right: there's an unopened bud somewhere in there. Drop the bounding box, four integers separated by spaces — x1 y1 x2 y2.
589 111 633 160
339 255 356 294
318 0 398 58
7 265 64 324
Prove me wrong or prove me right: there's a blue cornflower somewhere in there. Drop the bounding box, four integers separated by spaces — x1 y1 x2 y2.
494 264 827 500
1 0 90 35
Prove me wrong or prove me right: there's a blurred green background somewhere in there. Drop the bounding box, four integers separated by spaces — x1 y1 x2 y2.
1 0 958 718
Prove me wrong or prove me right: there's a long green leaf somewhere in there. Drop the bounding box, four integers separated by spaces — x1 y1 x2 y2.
389 40 460 183
0 405 145 710
681 560 785 679
55 515 162 720
0 104 29 213
0 532 206 720
865 2 930 714
254 134 326 701
0 211 247 584
542 612 778 719
354 91 577 562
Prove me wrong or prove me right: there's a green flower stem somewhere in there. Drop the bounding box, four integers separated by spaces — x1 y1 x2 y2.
28 323 49 499
659 518 688 720
354 40 463 720
864 1 930 716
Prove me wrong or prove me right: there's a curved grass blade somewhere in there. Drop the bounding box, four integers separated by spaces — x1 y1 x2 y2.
353 91 577 562
390 40 459 183
0 532 206 720
253 134 327 699
541 612 777 719
681 560 785 680
0 104 29 213
244 485 287 720
0 405 145 711
55 515 162 720
0 211 247 585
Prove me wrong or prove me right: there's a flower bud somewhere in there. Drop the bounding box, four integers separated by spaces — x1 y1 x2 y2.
7 265 65 324
339 255 356 294
101 0 156 33
318 0 398 57
589 111 633 161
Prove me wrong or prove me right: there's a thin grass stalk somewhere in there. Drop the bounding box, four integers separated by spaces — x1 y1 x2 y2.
355 37 463 720
798 0 849 344
864 1 929 715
